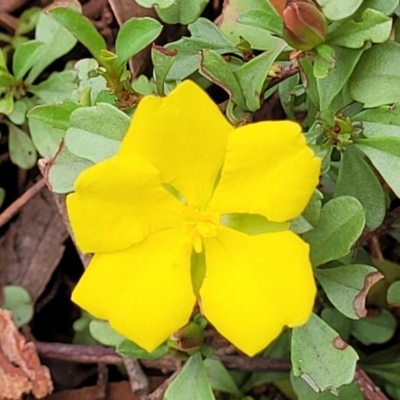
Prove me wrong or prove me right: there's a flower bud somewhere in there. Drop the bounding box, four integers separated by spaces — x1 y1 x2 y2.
168 321 204 355
282 1 327 51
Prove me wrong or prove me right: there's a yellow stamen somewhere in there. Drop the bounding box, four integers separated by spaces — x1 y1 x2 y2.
182 206 221 253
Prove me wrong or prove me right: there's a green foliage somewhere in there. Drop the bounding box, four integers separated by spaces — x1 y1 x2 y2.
350 41 400 106
164 354 215 400
316 0 363 21
7 122 36 169
291 313 359 392
2 285 34 327
115 18 162 67
118 341 169 360
316 264 382 319
89 320 125 347
0 188 5 208
7 1 400 399
48 8 106 62
204 358 242 396
303 196 365 267
327 9 392 48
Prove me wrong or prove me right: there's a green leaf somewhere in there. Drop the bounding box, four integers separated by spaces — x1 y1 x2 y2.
327 9 391 48
349 41 400 107
204 358 241 396
316 264 383 319
9 100 28 125
155 0 209 25
291 190 323 234
291 374 364 400
12 40 44 81
16 7 41 36
132 75 157 95
89 320 126 347
238 9 282 36
0 49 6 69
350 309 396 345
362 343 400 387
8 123 37 169
354 0 399 17
3 285 34 327
48 7 106 62
164 353 215 400
234 40 286 111
219 0 283 50
0 68 17 88
317 46 363 111
72 58 108 104
278 73 299 120
353 106 400 139
64 103 130 163
27 11 77 83
28 103 76 131
199 49 246 110
28 70 77 104
115 17 162 66
387 281 400 306
334 146 385 230
221 214 289 235
313 44 336 80
46 143 94 193
321 308 352 342
166 18 239 81
291 313 359 392
28 103 77 158
0 188 5 208
152 45 177 96
303 196 365 267
0 93 15 116
355 136 400 197
29 118 65 158
135 0 175 7
317 0 362 21
117 340 168 360
298 56 320 109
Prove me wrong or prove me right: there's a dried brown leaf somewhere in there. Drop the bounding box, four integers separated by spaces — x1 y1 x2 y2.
0 188 68 301
354 271 384 318
0 309 53 399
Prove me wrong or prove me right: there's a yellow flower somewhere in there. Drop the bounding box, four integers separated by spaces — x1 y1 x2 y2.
67 81 321 356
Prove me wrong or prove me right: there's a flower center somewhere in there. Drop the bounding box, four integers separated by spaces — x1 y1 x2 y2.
182 206 221 253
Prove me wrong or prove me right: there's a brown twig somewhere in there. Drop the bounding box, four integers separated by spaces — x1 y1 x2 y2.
269 64 300 88
34 341 292 372
96 363 108 400
35 342 123 365
122 356 149 396
144 370 180 400
35 341 387 399
355 368 389 400
219 355 291 372
0 179 46 228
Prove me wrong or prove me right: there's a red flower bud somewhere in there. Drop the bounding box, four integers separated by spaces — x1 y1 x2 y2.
282 1 327 51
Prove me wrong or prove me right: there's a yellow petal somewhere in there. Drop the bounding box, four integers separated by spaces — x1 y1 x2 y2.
67 154 184 254
119 80 233 208
200 227 316 356
72 229 196 352
209 121 321 222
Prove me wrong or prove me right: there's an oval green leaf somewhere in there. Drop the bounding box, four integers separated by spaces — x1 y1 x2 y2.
115 17 162 66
